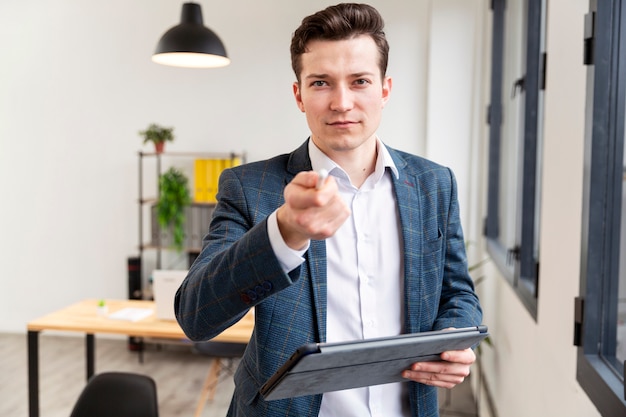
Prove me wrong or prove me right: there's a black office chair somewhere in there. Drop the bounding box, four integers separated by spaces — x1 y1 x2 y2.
193 341 247 417
69 372 159 417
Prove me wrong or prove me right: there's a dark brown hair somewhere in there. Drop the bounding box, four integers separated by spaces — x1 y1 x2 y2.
290 3 389 82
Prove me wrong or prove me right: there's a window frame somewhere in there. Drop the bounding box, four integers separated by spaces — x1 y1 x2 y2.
577 0 626 414
486 0 544 318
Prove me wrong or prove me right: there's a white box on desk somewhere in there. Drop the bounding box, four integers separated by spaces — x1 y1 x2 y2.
152 270 188 321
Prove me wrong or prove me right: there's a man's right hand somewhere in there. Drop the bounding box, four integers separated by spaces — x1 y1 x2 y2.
276 170 350 250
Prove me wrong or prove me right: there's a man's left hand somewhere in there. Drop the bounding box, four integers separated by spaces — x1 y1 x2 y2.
401 348 476 389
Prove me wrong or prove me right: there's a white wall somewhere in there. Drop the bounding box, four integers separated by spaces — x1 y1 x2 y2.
474 0 601 416
0 0 432 331
425 0 489 238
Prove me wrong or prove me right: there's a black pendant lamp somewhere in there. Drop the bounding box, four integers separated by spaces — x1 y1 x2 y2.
152 2 230 68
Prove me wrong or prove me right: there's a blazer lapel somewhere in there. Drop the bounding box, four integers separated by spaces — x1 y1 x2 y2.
306 240 327 342
390 154 423 334
287 139 328 342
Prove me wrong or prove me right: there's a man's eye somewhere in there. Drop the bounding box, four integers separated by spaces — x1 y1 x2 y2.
355 79 370 85
311 80 327 87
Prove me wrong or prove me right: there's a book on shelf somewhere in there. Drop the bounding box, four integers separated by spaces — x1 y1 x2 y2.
193 157 242 203
150 203 216 251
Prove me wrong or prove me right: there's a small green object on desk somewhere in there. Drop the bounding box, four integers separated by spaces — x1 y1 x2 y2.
96 299 108 316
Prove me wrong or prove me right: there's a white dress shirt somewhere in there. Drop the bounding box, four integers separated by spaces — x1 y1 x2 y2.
267 139 410 417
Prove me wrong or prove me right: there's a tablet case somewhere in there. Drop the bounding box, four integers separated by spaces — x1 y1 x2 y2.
260 325 488 401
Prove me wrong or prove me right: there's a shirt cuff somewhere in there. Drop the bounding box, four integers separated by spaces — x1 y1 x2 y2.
267 210 309 273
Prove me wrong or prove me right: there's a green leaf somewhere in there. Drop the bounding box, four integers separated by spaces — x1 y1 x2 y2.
155 167 191 251
139 123 175 144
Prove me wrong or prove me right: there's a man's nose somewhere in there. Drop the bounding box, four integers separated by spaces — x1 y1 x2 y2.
330 86 354 112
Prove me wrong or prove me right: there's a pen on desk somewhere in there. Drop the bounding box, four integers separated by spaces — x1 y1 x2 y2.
316 169 328 190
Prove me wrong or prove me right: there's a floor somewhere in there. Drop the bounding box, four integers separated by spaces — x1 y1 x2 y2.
0 332 478 417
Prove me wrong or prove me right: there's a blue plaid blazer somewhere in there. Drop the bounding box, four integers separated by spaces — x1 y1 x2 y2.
175 139 482 417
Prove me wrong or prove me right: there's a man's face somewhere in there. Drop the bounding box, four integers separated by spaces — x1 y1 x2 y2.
293 35 392 158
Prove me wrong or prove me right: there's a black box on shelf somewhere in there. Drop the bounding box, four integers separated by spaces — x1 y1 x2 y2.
127 256 142 300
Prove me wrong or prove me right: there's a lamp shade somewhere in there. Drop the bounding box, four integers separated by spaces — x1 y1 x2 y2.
152 2 230 69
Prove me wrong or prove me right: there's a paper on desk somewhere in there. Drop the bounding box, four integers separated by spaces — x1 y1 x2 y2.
108 307 154 322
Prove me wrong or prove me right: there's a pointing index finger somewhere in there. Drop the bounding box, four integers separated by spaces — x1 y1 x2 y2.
316 169 329 190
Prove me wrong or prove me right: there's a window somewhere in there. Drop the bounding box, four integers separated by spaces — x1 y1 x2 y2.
486 0 545 318
577 1 626 415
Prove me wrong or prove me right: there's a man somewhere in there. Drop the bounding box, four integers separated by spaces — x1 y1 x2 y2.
175 3 482 416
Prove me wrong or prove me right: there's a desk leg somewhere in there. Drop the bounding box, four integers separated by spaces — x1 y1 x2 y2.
27 330 39 417
86 334 95 381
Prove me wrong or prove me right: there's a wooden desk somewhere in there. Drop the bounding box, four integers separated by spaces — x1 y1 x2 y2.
26 299 254 417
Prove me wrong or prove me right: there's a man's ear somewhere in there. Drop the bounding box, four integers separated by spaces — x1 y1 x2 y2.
293 82 305 112
381 76 392 108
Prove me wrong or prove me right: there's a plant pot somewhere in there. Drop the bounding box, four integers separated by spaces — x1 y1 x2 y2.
154 142 165 154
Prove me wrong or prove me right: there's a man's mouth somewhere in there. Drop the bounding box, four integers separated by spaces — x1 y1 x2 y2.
328 120 357 127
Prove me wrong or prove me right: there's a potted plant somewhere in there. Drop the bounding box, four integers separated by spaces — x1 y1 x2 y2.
139 123 175 154
156 167 191 251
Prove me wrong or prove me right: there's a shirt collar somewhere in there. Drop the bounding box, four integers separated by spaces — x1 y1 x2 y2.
308 137 399 182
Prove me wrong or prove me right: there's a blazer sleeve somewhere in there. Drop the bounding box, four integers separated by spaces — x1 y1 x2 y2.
174 167 300 341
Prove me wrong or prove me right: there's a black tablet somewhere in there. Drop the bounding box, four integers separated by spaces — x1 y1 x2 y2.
260 325 488 401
